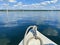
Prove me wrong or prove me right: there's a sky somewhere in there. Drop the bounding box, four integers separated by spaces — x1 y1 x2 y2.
0 0 60 10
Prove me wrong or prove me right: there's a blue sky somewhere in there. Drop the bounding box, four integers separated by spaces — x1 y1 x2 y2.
0 0 60 10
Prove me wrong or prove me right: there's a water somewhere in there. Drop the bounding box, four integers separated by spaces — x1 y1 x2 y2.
0 10 60 45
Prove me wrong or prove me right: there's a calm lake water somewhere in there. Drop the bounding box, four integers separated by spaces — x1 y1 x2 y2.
0 11 60 45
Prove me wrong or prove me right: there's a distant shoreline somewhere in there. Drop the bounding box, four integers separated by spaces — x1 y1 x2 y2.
0 10 60 11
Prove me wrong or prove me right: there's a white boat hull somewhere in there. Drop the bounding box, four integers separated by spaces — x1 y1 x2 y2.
19 30 57 45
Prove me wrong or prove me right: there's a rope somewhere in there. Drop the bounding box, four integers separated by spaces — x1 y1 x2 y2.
23 25 43 45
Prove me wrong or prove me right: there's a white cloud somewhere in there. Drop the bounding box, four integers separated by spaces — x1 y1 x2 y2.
2 3 9 6
17 2 23 5
19 0 58 8
9 0 17 2
51 0 58 3
0 0 58 10
31 0 58 6
13 4 18 7
13 2 23 7
0 0 17 2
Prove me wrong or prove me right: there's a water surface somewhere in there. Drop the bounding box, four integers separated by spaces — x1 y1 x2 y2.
0 10 60 45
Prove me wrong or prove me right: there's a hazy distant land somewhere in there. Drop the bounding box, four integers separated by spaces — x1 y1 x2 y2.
0 10 60 11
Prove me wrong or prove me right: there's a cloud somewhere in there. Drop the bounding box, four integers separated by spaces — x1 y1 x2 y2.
20 0 58 8
2 3 9 6
13 2 23 7
16 2 23 5
30 0 58 6
0 3 10 10
51 0 58 3
0 0 17 2
0 0 58 10
8 0 17 2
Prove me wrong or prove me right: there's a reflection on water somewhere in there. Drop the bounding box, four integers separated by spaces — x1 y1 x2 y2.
0 33 10 45
0 11 60 45
4 22 18 27
42 27 58 36
0 38 10 45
